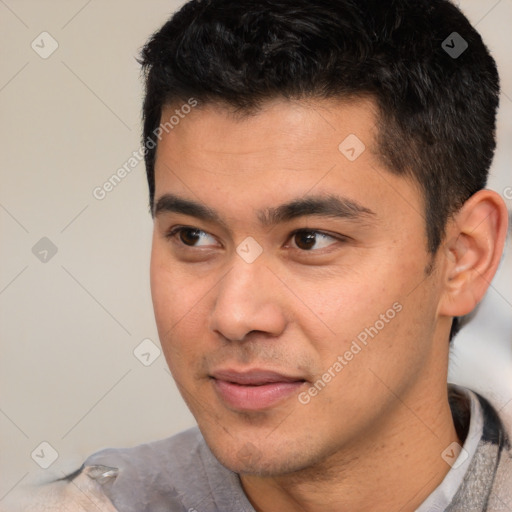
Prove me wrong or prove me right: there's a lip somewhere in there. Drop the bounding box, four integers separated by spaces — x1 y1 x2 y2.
210 368 306 411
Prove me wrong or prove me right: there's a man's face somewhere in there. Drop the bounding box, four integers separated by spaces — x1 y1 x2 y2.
150 98 447 475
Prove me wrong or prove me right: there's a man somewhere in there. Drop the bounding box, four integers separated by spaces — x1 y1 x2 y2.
21 0 512 510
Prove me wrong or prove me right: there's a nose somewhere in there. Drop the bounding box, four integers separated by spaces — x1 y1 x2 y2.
209 258 287 342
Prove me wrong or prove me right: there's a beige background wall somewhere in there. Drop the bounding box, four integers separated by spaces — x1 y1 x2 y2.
0 0 511 500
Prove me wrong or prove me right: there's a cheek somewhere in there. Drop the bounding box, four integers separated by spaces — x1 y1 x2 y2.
150 243 213 368
150 240 199 326
150 254 176 330
301 256 430 366
285 266 391 342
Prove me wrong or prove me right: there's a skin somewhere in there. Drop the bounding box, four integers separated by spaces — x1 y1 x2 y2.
150 97 508 512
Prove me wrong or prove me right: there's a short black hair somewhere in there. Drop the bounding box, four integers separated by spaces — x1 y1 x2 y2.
139 0 500 339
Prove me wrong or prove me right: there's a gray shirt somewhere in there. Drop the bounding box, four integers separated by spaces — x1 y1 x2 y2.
78 386 511 512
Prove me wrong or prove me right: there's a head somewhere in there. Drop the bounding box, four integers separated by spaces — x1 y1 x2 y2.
142 0 507 476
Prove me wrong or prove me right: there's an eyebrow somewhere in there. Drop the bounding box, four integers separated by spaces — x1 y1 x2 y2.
259 194 375 226
153 193 375 227
154 194 227 227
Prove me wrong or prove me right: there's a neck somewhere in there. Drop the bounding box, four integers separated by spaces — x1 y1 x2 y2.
240 383 460 512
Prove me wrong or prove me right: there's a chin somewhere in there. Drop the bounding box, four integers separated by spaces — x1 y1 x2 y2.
216 449 302 476
203 430 315 476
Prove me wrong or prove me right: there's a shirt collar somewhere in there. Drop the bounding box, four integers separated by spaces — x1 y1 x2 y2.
416 385 484 512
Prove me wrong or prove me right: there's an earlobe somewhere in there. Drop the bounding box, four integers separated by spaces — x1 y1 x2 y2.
439 189 508 318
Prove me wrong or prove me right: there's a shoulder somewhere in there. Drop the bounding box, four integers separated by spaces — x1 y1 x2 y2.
0 467 118 512
465 391 512 509
485 399 512 509
79 426 247 512
78 426 252 512
83 425 205 474
1 428 212 512
489 445 512 510
80 426 212 511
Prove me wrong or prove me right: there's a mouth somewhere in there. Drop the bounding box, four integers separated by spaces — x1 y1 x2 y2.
209 369 307 411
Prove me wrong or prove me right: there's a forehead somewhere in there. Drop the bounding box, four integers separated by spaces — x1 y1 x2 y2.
153 97 423 229
157 97 378 168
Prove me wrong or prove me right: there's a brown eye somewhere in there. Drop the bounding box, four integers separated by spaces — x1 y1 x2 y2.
290 230 339 251
294 231 317 250
166 227 218 248
179 228 202 246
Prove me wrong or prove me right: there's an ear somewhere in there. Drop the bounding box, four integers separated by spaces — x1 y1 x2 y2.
438 189 509 318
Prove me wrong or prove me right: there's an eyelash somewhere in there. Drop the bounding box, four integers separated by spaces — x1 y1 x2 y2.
164 225 347 253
